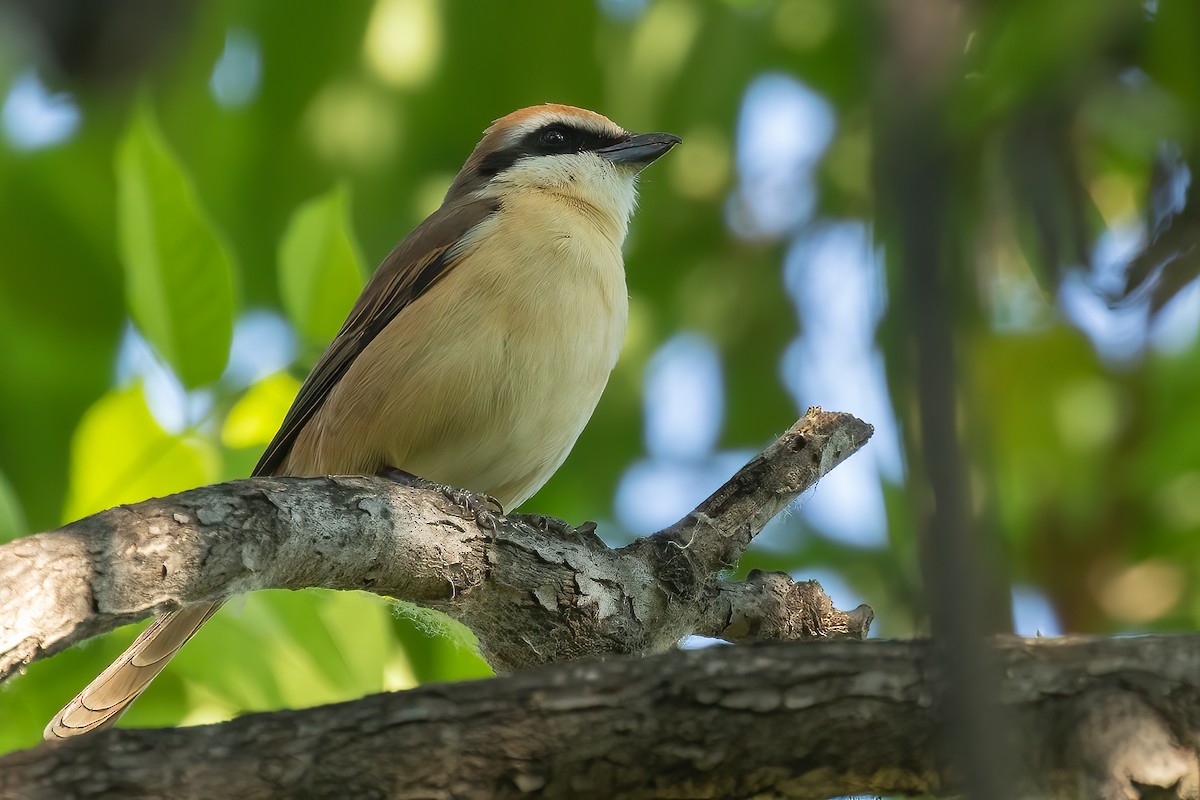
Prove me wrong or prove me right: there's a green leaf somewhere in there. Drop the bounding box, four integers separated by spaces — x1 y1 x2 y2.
391 601 493 683
116 102 236 389
0 469 27 543
278 185 366 343
221 371 301 449
64 383 219 521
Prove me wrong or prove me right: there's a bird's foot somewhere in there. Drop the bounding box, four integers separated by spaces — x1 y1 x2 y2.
441 486 503 531
526 514 594 540
378 467 502 530
378 467 425 488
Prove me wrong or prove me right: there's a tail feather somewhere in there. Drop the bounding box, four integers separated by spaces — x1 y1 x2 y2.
44 601 223 740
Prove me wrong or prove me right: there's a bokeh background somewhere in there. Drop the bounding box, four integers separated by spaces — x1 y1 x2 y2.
1 0 1198 758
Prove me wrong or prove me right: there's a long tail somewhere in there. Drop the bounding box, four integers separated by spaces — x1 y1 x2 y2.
43 601 223 739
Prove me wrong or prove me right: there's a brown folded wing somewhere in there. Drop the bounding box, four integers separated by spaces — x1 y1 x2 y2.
44 194 500 740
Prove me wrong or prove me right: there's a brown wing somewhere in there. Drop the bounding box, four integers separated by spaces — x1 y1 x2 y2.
42 195 501 741
253 195 500 477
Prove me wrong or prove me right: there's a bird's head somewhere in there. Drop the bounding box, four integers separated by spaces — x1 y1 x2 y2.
446 104 680 234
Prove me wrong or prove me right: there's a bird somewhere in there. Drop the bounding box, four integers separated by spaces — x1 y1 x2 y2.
44 104 680 739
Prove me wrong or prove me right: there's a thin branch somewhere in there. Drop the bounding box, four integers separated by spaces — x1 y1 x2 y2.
643 406 873 573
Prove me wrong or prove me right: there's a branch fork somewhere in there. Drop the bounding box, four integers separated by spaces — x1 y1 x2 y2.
1 407 875 681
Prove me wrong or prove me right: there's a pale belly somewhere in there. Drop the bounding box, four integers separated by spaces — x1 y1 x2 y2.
285 203 629 511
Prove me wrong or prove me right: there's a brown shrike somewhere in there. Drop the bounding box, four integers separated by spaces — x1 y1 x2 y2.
45 104 680 738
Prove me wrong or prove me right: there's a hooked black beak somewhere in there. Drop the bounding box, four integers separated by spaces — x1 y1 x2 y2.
596 132 681 166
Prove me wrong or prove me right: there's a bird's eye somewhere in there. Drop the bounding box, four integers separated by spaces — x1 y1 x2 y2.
539 126 568 147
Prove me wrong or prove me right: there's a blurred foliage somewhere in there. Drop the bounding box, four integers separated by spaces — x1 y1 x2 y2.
0 0 1198 760
116 100 236 388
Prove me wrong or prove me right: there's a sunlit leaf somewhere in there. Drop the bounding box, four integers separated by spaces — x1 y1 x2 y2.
278 185 366 344
391 601 493 683
316 590 399 690
221 371 301 449
116 102 236 389
160 592 371 719
64 383 219 521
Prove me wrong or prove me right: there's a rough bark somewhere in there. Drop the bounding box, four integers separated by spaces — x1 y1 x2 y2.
3 405 1198 798
4 636 1199 799
0 409 874 681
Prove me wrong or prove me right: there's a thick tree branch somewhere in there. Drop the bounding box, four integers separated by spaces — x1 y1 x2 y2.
0 408 874 681
5 635 1199 799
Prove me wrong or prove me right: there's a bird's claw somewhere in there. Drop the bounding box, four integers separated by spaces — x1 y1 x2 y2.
526 514 582 538
440 487 502 531
379 467 502 530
